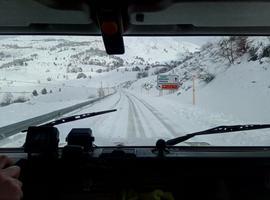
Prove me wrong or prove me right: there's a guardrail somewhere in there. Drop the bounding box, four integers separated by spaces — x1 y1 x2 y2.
0 93 115 140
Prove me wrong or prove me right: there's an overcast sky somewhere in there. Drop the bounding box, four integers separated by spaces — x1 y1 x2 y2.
173 36 221 46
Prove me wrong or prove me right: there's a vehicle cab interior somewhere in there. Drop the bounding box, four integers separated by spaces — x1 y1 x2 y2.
1 0 270 200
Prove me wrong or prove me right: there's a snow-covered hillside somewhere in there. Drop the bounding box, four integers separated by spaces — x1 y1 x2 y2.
0 36 198 99
0 36 196 125
1 35 270 147
121 37 199 63
131 36 270 124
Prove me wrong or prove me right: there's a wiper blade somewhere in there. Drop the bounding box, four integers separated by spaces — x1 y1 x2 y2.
42 109 117 127
22 109 117 132
166 124 270 146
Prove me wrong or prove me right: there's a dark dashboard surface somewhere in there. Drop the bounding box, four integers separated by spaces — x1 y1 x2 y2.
2 146 270 200
2 146 270 161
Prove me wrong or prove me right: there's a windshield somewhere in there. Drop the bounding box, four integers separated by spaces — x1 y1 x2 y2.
0 35 270 147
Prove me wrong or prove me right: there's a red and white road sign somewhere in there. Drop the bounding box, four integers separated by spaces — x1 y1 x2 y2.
157 75 180 90
161 84 179 89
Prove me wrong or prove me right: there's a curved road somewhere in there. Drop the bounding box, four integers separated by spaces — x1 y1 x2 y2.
56 90 191 146
2 90 236 147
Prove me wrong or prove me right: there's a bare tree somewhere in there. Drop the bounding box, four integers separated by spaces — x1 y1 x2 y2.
218 37 236 64
218 36 248 64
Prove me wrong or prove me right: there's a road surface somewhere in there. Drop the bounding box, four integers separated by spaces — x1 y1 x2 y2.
1 90 248 147
55 90 237 146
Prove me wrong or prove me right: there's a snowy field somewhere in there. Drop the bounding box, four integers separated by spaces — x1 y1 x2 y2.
1 36 270 147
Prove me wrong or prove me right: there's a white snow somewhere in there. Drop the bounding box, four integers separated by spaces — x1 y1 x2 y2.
1 35 270 147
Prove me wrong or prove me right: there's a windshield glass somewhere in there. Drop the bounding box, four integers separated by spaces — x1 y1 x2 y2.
0 35 270 147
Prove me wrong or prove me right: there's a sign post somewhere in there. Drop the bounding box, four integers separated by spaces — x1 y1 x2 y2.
192 75 196 105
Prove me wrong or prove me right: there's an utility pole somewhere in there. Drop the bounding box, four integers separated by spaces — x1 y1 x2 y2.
192 75 196 105
107 83 109 95
159 89 163 96
100 81 104 97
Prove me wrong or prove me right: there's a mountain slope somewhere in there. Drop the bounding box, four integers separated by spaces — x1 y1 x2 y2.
131 36 270 124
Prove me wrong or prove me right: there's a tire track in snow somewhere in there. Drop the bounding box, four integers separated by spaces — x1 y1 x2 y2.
108 91 122 109
125 93 157 138
126 92 210 146
85 92 122 129
126 94 146 138
127 96 137 139
105 92 126 139
128 92 179 137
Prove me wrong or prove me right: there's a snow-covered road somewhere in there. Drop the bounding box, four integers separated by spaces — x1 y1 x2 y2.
3 89 270 147
57 90 182 146
55 90 239 146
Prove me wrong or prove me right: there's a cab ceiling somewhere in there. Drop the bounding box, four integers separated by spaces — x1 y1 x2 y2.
1 0 270 35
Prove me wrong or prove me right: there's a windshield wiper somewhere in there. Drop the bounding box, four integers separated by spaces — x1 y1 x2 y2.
22 109 117 132
166 124 270 146
42 109 117 127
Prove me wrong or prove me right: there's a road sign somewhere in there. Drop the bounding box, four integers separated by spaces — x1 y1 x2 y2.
157 75 179 84
161 84 179 89
157 75 179 90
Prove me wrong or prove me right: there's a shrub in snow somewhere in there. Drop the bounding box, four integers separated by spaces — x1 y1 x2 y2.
67 66 83 73
133 66 140 71
47 77 52 81
247 37 270 61
137 71 149 79
96 69 102 73
49 90 53 93
32 90 38 96
142 82 153 90
145 66 150 71
41 88 47 95
13 96 30 103
0 93 14 106
77 73 87 79
200 73 215 84
59 88 62 92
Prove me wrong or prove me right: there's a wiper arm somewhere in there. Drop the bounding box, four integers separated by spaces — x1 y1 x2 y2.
22 109 117 132
166 124 270 146
42 109 117 127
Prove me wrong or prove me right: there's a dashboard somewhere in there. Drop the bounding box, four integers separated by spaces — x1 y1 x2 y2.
1 127 270 200
2 146 270 200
